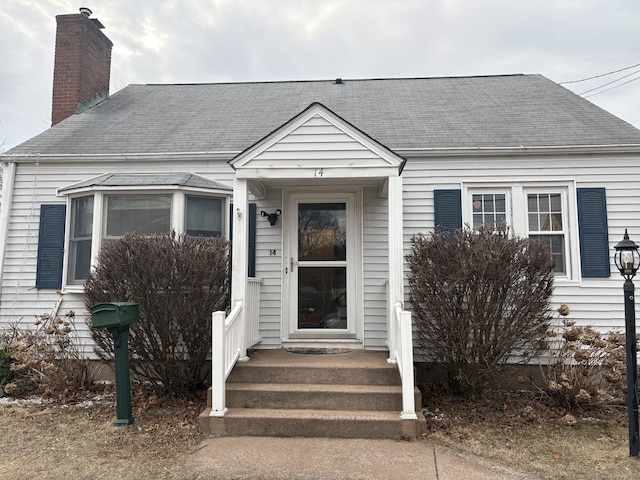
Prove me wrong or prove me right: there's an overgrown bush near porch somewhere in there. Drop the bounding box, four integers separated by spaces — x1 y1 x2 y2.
537 304 636 411
84 232 230 396
408 225 554 398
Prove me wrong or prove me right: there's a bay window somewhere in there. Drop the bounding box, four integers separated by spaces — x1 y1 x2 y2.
58 173 233 287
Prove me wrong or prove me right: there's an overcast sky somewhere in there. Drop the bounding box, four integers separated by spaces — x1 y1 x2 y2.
1 0 639 152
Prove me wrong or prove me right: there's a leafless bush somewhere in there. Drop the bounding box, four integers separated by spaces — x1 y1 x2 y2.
84 232 230 396
5 311 94 397
408 225 554 398
538 304 634 411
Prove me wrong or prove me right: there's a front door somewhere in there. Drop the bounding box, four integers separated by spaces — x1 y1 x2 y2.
284 191 359 338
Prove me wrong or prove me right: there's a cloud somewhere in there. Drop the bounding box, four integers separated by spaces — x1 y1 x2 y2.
1 0 639 150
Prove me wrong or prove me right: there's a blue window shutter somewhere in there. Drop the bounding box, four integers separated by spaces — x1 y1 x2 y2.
229 202 257 277
434 189 462 233
577 188 610 278
36 204 66 289
248 203 257 277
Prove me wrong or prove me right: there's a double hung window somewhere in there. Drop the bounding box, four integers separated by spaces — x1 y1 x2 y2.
526 192 566 274
461 182 576 279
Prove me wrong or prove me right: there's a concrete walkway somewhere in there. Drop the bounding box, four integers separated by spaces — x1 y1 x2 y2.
185 436 539 479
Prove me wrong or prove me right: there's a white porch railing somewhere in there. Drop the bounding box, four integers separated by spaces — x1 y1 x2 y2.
209 278 262 417
387 280 418 420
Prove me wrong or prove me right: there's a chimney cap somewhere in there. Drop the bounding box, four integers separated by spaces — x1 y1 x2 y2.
79 7 92 16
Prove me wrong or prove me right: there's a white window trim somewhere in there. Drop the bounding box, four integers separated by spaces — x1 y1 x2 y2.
524 187 570 277
462 180 580 283
61 188 231 292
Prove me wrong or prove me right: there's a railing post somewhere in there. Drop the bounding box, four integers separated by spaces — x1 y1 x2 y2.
387 174 404 364
400 310 418 420
210 310 228 417
232 178 249 362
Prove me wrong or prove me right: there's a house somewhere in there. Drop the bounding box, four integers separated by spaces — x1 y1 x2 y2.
2 9 640 438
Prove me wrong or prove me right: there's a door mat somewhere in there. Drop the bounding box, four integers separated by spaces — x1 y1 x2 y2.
285 348 352 355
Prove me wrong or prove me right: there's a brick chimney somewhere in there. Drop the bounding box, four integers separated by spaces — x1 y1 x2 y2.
51 8 113 126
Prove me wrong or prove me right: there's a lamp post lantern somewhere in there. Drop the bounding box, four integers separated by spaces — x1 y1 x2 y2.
614 229 640 458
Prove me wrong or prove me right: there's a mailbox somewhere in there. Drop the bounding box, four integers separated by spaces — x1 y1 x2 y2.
90 302 139 329
89 301 139 426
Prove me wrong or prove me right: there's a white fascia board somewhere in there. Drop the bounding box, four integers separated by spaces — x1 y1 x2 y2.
397 144 640 157
2 151 238 163
235 166 399 180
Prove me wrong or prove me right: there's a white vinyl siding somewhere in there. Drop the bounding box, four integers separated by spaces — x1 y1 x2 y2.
401 152 640 335
362 187 389 349
0 160 235 354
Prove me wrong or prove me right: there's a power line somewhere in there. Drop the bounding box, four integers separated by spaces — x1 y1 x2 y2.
577 68 640 96
583 74 640 99
560 62 640 84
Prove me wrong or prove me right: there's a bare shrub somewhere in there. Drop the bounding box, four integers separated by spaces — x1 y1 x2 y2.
5 311 94 397
407 225 554 398
84 232 230 396
539 304 635 411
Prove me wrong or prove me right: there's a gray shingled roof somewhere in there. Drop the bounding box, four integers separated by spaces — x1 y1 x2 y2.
6 74 640 156
58 172 232 193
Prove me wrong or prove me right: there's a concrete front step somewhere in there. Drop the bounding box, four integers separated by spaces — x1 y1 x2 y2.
199 407 425 439
225 382 414 411
228 364 401 386
199 349 426 439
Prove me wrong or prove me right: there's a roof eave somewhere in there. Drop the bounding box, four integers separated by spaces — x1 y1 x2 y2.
397 144 640 157
0 151 240 163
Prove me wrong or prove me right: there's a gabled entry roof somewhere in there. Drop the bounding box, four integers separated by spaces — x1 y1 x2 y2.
229 103 406 180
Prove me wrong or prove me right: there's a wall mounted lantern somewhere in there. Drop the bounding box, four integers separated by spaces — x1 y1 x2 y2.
261 209 282 226
614 229 640 458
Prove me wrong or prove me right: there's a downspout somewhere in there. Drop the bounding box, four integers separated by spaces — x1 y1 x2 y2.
0 161 16 288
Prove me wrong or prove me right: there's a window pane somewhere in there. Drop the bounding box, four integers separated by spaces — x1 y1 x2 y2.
551 213 563 231
527 195 537 212
298 203 347 261
539 194 550 212
471 193 507 228
530 234 565 274
528 213 539 231
72 196 94 238
69 240 92 283
68 196 94 284
298 266 347 329
105 195 171 237
186 196 222 237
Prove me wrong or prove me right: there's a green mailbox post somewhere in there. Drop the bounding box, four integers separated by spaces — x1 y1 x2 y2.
90 302 139 426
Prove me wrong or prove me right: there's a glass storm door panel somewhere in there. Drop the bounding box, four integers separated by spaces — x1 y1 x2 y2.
297 202 348 330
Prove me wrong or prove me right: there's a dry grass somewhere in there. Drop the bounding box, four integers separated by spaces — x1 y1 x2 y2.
423 387 640 480
0 386 206 479
2 385 640 479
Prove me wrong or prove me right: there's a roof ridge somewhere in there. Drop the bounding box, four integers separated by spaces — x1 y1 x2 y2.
141 73 528 87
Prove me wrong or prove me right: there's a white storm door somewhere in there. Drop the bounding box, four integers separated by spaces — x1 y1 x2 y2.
285 192 357 337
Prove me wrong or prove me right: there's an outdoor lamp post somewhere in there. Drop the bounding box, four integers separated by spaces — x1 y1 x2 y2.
614 229 640 458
